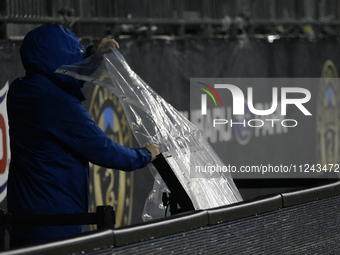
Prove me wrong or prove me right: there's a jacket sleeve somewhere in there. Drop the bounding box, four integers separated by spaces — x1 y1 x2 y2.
51 96 152 171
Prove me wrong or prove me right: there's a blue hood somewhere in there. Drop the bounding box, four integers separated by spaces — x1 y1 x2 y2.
20 24 86 101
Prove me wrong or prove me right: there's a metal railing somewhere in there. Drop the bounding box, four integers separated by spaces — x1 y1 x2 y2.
0 206 115 251
1 0 340 38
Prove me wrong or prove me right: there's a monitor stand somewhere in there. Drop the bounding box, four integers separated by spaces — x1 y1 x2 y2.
152 152 195 215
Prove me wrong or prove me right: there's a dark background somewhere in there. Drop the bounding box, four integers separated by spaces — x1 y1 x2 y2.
1 37 340 225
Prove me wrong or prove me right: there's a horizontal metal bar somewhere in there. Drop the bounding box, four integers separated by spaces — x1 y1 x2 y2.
10 212 98 227
0 16 63 23
2 16 340 27
2 0 340 23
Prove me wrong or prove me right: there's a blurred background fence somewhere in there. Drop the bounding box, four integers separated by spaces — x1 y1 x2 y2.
1 0 340 39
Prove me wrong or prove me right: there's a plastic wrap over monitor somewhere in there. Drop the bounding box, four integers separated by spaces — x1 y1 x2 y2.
56 43 243 220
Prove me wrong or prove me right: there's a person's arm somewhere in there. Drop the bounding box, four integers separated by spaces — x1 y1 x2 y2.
51 98 159 171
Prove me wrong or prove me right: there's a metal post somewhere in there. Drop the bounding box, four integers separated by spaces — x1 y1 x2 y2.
0 0 10 39
175 0 185 36
96 206 115 230
76 0 83 38
270 0 276 20
0 209 5 251
203 0 212 37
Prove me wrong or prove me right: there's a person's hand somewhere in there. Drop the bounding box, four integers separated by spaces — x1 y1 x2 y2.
89 38 119 55
97 38 119 50
145 144 160 161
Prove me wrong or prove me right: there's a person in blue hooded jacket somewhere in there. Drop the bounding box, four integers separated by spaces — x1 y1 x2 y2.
7 24 159 248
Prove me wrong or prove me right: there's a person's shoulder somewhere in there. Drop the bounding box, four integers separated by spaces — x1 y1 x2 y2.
8 77 24 91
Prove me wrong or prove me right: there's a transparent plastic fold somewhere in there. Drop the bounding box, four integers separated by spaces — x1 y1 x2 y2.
56 43 243 221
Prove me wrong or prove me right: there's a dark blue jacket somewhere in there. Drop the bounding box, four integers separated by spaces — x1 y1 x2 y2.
7 24 151 246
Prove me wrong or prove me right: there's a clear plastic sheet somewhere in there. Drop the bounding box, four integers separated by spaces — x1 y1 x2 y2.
56 43 243 221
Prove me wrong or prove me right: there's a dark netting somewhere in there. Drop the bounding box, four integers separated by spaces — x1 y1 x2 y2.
88 195 340 254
